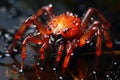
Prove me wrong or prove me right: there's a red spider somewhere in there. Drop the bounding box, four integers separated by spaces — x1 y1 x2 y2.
9 4 113 74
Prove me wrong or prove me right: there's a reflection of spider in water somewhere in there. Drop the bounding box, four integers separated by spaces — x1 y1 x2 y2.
8 4 112 76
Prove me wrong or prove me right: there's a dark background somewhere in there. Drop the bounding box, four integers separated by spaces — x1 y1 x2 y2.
0 0 120 80
0 0 120 31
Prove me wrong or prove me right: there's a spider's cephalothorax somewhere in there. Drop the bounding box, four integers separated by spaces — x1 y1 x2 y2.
47 12 81 39
9 4 113 75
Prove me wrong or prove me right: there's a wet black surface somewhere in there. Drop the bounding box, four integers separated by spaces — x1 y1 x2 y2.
0 0 120 80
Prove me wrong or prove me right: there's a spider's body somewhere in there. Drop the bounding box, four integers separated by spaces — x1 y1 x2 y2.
9 4 113 75
47 12 81 39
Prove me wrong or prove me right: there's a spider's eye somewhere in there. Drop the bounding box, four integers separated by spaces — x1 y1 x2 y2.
63 30 67 33
48 26 51 31
63 28 68 33
57 34 62 39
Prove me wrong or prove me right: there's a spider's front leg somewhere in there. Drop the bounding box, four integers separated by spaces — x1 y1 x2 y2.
8 4 54 55
61 41 74 75
56 44 64 63
20 34 49 72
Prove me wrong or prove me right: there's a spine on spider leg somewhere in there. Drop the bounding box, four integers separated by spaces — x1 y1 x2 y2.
56 45 64 62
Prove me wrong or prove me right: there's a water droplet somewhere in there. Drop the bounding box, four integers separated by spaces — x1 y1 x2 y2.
37 62 40 66
90 42 93 46
0 54 4 58
93 71 96 74
32 56 35 59
71 53 74 56
12 65 16 68
53 24 58 27
40 67 44 70
13 48 18 52
85 38 90 44
44 12 47 15
92 27 97 30
33 25 36 28
4 33 13 41
69 13 73 16
66 12 70 15
73 20 76 24
74 14 78 17
38 42 41 45
76 23 79 26
86 40 90 44
95 33 97 36
49 4 52 7
106 74 109 78
59 76 63 80
114 62 117 65
36 30 39 32
5 53 10 57
53 67 56 71
91 17 94 21
19 69 23 73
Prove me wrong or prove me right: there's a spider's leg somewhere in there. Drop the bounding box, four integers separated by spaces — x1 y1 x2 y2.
62 41 73 75
79 21 102 73
79 21 112 71
9 4 54 55
39 42 49 70
9 15 46 54
95 28 102 72
102 24 112 48
79 21 99 47
39 43 49 61
56 44 64 63
35 4 55 20
52 44 64 71
20 35 44 72
8 18 33 54
81 8 111 32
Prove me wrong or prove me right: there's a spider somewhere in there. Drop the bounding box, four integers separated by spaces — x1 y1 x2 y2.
8 4 113 74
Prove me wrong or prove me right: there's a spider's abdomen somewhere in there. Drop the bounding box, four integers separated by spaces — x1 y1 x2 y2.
47 12 81 39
